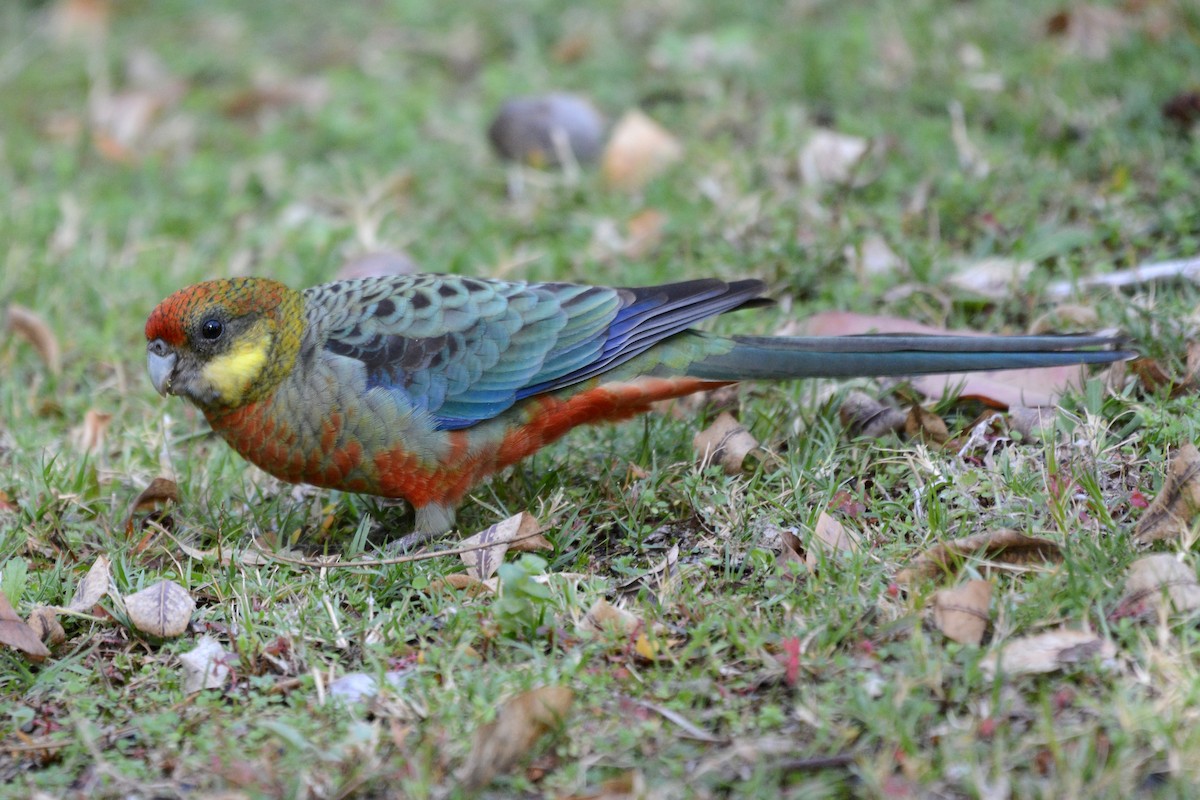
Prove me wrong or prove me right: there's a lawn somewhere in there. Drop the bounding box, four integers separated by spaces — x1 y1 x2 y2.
3 0 1200 796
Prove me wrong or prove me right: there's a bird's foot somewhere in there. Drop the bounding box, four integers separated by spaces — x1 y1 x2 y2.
388 529 442 554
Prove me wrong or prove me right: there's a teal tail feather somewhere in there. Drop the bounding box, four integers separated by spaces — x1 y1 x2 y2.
687 333 1135 381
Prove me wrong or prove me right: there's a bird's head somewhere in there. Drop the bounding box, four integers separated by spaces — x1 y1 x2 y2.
145 278 305 411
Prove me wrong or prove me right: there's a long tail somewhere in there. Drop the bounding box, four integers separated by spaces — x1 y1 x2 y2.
686 333 1135 381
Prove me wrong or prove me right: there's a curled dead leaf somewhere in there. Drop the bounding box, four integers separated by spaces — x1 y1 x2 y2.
805 511 860 572
124 579 195 638
601 109 683 191
898 529 1062 584
460 512 545 581
1114 554 1200 619
839 392 906 438
932 580 991 645
426 573 493 597
579 598 642 636
459 686 574 791
980 629 1115 678
0 591 50 662
126 477 179 529
1134 444 1200 544
180 635 231 693
67 555 111 613
6 304 62 376
28 606 66 647
693 412 760 475
905 405 951 446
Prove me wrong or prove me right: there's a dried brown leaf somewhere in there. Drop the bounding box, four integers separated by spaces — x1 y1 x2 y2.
71 409 112 456
427 573 494 597
0 591 50 662
777 527 806 571
180 635 231 693
28 606 66 647
1134 444 1200 544
129 477 179 515
905 405 951 446
805 512 860 571
897 529 1062 584
693 412 760 475
6 304 62 376
579 598 642 636
839 391 906 438
223 76 329 119
67 555 111 613
459 686 574 791
460 512 544 581
932 580 991 645
1114 554 1200 619
601 109 682 191
980 629 1115 678
560 770 646 800
124 580 195 638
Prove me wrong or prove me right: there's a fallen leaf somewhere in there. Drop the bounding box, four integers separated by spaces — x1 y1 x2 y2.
28 606 66 647
335 250 420 281
1134 444 1200 544
980 629 1115 678
426 573 494 597
693 412 760 475
67 555 111 613
898 529 1062 584
601 109 683 191
223 75 329 119
846 235 903 280
124 580 195 638
798 129 871 187
459 686 574 791
578 598 642 636
0 591 50 662
71 409 112 456
1113 554 1200 619
839 391 907 438
488 93 606 168
180 635 230 692
615 544 679 599
6 304 62 376
905 405 951 446
125 476 179 531
460 512 546 581
932 580 992 645
776 526 806 571
1029 304 1101 335
801 311 1091 407
805 511 860 571
947 257 1033 300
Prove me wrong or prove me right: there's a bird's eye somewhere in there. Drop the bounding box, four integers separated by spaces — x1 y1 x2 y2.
201 319 224 340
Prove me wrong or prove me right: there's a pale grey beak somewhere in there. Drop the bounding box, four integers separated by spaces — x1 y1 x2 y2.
147 341 177 396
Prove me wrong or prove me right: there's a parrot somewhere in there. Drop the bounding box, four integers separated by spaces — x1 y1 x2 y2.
145 274 1132 544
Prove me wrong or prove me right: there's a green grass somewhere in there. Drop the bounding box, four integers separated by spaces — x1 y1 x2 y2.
3 0 1200 796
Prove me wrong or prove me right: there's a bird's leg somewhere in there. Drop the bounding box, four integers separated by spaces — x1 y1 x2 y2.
389 502 456 553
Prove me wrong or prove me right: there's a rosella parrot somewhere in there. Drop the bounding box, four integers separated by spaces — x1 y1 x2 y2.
145 275 1131 542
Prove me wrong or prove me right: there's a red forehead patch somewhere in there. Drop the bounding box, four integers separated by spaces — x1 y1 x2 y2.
145 278 290 346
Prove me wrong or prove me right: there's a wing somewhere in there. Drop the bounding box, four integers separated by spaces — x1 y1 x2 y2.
307 274 767 430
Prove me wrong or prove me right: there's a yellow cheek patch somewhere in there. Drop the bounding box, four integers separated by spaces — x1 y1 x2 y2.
202 331 270 404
